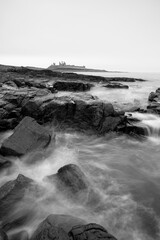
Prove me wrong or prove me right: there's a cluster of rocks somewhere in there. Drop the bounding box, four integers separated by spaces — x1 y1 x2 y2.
0 66 127 134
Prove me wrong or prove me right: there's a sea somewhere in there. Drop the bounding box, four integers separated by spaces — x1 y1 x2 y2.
1 72 160 240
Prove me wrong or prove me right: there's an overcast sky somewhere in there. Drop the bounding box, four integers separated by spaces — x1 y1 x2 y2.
0 0 160 72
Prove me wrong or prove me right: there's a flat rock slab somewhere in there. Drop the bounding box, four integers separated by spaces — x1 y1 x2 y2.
0 116 51 156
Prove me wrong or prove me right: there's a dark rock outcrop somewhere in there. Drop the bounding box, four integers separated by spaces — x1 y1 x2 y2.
69 223 117 240
0 65 129 134
103 83 129 89
0 117 51 157
53 81 93 92
122 124 148 138
30 214 86 240
22 93 125 134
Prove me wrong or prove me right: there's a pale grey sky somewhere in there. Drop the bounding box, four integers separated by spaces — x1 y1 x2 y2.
0 0 160 71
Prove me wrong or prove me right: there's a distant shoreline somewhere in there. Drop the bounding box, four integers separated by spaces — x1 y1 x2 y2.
0 63 126 73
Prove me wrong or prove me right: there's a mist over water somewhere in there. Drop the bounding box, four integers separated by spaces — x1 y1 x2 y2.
1 73 160 240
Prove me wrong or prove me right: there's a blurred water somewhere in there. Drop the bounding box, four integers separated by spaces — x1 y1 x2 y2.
1 131 160 240
83 72 160 110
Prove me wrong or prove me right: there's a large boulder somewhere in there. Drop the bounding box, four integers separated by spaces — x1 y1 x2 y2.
53 81 93 92
0 117 51 156
30 214 86 240
46 164 90 201
69 223 117 240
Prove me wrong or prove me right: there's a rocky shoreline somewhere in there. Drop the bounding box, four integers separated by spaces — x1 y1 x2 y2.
0 65 156 240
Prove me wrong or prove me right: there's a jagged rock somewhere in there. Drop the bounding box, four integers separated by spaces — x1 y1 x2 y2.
0 174 33 220
0 229 8 240
103 83 129 89
22 93 124 134
31 214 86 240
68 223 117 240
53 81 93 92
8 230 29 240
0 117 51 156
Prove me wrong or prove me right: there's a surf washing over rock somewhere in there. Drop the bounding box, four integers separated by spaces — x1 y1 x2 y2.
0 65 160 240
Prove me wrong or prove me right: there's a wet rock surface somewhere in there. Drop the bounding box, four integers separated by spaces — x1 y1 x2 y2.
0 117 51 157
